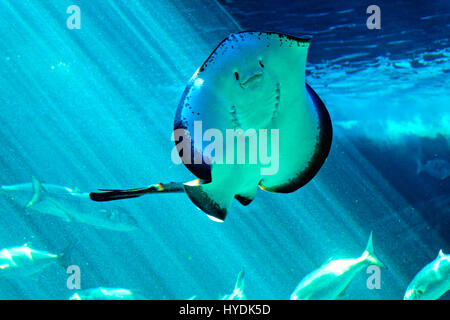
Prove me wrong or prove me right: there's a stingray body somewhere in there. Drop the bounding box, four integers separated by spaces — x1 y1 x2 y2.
90 31 332 222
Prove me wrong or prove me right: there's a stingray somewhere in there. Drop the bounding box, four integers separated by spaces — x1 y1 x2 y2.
90 31 333 222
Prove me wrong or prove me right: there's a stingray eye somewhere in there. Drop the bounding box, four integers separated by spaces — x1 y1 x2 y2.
259 60 264 68
234 72 239 81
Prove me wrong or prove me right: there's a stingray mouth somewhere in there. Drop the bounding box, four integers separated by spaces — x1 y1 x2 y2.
239 72 263 89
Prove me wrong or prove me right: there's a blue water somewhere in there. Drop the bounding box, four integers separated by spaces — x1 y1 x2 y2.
0 0 448 299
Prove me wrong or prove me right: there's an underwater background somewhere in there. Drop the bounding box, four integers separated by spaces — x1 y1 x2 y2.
0 0 448 299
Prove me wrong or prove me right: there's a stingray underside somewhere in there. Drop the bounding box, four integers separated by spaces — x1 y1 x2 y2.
174 31 333 221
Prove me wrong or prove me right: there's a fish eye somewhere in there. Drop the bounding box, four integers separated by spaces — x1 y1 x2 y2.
417 289 424 295
234 72 239 81
259 60 264 68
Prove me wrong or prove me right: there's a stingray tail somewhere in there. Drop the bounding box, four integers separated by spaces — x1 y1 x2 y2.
89 182 185 202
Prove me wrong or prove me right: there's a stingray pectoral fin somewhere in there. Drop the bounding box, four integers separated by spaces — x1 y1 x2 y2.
183 180 235 222
89 182 185 202
259 83 332 193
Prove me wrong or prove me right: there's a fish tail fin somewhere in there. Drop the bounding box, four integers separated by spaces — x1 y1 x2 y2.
58 241 78 268
232 269 246 300
363 232 385 268
26 176 43 208
89 182 185 202
234 269 245 292
415 143 424 174
415 157 423 175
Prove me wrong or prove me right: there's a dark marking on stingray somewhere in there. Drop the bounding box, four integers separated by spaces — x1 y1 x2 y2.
174 83 212 181
272 83 281 121
235 194 253 206
230 105 241 129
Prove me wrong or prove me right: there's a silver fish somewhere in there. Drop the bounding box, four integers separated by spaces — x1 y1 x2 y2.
404 250 450 300
221 270 246 300
69 287 141 300
416 158 450 180
0 177 138 232
0 244 63 278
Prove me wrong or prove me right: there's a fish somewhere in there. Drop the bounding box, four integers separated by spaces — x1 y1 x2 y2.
0 243 69 278
0 177 138 232
221 270 246 300
69 287 141 300
334 120 358 130
290 232 384 300
404 250 450 300
90 31 333 222
416 157 450 180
